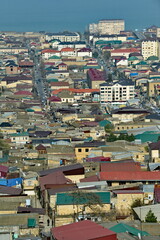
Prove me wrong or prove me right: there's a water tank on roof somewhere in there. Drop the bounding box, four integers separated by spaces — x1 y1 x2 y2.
26 199 31 207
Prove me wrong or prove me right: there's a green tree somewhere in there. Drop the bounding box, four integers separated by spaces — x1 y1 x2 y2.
131 199 144 219
0 139 10 154
145 209 157 223
103 51 111 61
69 190 103 221
105 123 114 133
106 133 117 142
93 51 98 58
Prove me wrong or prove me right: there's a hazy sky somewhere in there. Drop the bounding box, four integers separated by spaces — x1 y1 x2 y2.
0 0 160 32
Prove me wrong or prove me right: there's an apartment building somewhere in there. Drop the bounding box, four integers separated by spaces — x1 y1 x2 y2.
141 39 159 60
100 80 135 103
45 32 80 42
89 19 125 35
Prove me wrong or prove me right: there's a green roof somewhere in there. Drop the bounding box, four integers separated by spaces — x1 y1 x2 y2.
47 78 59 82
26 108 35 112
128 56 138 61
99 120 111 127
48 55 61 59
110 223 149 237
28 218 36 228
83 65 101 69
56 192 110 205
10 132 29 137
147 56 159 61
136 61 148 65
135 131 160 143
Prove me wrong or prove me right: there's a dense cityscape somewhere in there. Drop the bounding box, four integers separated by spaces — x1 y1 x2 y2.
0 19 160 240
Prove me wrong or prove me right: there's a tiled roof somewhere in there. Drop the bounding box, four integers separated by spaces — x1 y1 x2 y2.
50 81 69 86
61 47 75 52
111 48 140 53
42 49 60 53
100 171 160 181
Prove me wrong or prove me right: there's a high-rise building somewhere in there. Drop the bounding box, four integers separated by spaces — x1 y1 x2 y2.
141 39 159 60
89 19 125 35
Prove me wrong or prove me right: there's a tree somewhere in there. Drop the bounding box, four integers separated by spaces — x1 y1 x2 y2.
93 51 98 58
130 198 144 219
103 51 111 61
0 139 10 154
145 209 157 223
105 123 114 133
69 190 103 221
106 133 117 142
131 199 144 209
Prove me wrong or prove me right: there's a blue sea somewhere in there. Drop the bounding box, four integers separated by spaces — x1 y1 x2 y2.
0 0 160 32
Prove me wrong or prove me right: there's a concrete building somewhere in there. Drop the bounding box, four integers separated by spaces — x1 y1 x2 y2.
100 80 135 103
89 19 125 35
141 39 159 60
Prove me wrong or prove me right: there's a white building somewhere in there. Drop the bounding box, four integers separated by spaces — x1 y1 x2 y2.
45 32 80 42
100 80 135 103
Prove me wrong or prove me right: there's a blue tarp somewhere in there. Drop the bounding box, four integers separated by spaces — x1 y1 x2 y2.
130 73 138 76
0 178 23 187
0 179 7 186
7 178 23 187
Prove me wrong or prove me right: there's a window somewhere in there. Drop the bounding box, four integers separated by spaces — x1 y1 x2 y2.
78 149 82 152
85 148 89 152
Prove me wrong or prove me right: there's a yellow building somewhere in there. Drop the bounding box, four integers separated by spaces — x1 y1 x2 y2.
75 141 105 162
142 39 159 60
147 79 160 97
97 19 125 35
55 191 111 226
112 190 144 216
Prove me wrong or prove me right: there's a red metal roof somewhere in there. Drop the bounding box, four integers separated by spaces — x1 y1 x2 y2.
0 165 8 173
100 162 141 172
52 88 99 95
100 171 160 181
51 220 117 240
80 175 100 182
87 68 106 81
14 91 33 96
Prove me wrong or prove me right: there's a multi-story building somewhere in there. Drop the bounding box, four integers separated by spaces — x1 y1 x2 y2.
45 32 80 42
89 19 125 35
141 38 159 60
100 80 135 103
